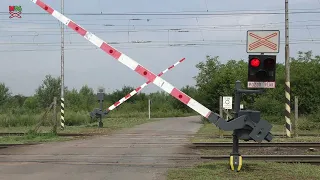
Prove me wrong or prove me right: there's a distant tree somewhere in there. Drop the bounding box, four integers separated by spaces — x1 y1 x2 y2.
0 83 11 107
35 75 61 108
108 85 137 104
194 55 247 112
23 96 39 111
79 85 96 111
12 94 28 107
65 88 81 111
290 50 320 114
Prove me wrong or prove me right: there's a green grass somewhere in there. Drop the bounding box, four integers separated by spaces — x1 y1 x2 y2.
191 122 320 143
0 132 69 144
167 161 320 180
69 117 157 134
0 110 194 127
0 115 160 144
0 109 191 144
59 116 158 134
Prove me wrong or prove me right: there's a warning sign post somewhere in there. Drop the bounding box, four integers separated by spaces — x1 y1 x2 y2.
246 30 280 53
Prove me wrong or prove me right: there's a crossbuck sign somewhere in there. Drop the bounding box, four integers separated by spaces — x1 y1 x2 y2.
246 30 280 53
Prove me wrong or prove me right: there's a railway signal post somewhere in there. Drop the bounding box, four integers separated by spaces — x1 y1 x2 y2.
227 29 281 172
230 80 272 171
90 87 108 127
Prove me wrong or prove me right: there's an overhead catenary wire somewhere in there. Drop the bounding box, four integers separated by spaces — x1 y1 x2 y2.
1 38 320 45
1 40 320 53
1 6 320 53
2 14 320 22
2 19 320 30
1 8 320 16
2 24 320 34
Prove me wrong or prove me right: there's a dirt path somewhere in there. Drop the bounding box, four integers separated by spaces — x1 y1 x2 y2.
0 116 202 180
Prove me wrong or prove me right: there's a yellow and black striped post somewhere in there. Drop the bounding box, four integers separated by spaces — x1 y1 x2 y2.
285 0 291 137
60 97 65 129
285 82 291 137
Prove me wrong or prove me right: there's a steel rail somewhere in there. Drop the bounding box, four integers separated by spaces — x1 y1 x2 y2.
192 142 320 148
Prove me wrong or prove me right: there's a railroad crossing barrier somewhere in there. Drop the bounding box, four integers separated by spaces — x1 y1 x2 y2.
29 0 274 172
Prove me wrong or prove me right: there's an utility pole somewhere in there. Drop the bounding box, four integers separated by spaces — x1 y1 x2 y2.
285 0 292 137
60 0 65 130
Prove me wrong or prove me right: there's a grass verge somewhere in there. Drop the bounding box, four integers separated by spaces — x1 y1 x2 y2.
0 132 69 144
191 122 320 143
167 161 320 180
60 117 157 134
0 117 158 144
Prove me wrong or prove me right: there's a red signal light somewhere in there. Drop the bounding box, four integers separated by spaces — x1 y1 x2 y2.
250 58 260 67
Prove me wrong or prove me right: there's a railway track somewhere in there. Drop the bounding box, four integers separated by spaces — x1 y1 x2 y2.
0 132 319 137
1 153 319 166
192 142 320 148
200 155 320 165
208 134 320 138
1 143 320 166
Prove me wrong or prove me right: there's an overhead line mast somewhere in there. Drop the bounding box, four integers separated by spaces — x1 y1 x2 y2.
60 0 65 129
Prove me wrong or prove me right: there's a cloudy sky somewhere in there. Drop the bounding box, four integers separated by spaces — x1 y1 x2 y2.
1 0 320 96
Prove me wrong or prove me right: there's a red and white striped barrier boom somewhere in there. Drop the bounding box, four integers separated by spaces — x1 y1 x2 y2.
29 0 223 124
107 58 185 111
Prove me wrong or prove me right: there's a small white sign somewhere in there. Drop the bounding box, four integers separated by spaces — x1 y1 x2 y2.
240 104 244 109
223 96 233 110
248 81 275 88
246 30 280 53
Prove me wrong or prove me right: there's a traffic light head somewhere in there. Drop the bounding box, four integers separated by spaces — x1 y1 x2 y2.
248 55 276 87
250 58 260 67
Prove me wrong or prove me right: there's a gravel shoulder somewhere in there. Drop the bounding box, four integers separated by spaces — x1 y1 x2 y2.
0 116 202 180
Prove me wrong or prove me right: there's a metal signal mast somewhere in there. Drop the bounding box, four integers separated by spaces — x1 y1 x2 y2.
60 0 65 129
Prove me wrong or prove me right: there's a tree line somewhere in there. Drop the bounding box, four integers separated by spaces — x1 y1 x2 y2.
0 50 319 127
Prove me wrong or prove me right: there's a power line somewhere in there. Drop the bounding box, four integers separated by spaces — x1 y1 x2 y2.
1 10 320 21
2 19 320 30
1 38 320 45
1 39 320 52
0 7 319 53
1 25 319 34
4 19 320 27
1 10 320 16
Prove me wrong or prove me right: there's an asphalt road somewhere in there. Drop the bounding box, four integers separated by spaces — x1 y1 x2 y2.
0 116 202 180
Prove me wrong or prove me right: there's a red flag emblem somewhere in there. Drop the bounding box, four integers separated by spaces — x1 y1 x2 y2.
9 6 15 11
